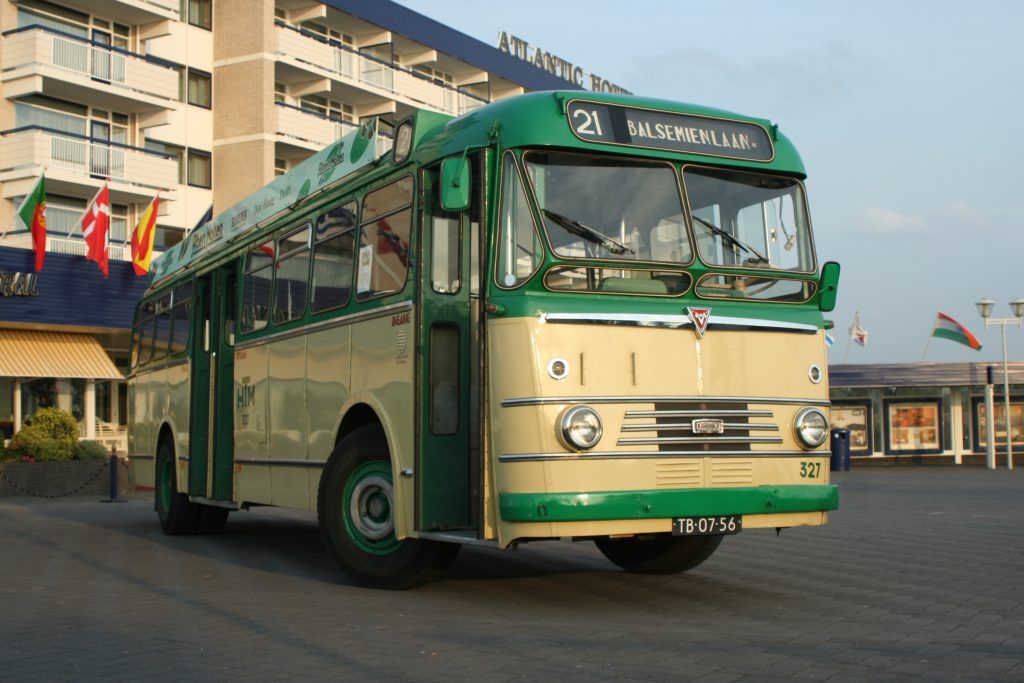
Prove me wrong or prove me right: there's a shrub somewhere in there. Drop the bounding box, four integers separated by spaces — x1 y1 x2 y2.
74 440 109 461
6 408 79 462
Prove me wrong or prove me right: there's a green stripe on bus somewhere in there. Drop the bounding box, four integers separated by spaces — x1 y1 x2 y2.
499 485 839 522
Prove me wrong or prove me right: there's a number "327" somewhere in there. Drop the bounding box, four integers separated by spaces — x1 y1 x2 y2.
799 461 821 478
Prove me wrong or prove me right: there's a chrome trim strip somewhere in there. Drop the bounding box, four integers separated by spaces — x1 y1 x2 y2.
177 455 189 461
620 422 780 432
416 531 499 548
503 395 830 407
235 300 413 350
541 312 818 333
617 436 784 445
499 449 819 462
233 458 328 467
625 409 774 418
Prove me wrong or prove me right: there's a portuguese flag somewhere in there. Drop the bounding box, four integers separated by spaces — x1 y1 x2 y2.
16 174 47 271
932 311 983 350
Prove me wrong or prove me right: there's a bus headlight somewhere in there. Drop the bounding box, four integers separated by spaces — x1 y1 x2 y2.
793 407 829 449
559 406 603 451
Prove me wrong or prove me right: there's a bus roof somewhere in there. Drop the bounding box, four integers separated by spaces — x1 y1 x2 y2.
146 91 805 291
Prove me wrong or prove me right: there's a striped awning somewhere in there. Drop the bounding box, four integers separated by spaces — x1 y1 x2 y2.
0 329 122 380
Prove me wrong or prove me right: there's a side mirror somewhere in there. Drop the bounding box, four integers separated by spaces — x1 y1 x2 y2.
440 156 470 212
818 261 841 312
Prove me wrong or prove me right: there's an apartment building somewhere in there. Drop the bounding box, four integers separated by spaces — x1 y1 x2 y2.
0 0 582 443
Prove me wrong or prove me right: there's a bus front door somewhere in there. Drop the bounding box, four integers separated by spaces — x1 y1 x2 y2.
417 160 478 531
189 265 237 501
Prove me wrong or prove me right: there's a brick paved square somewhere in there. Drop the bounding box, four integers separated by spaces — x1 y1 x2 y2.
0 467 1022 680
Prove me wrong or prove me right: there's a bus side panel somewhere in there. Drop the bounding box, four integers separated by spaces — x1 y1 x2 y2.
349 310 415 539
305 324 352 509
268 335 309 509
168 362 191 477
234 344 270 504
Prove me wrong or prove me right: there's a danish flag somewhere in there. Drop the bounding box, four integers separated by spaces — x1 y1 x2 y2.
82 182 111 278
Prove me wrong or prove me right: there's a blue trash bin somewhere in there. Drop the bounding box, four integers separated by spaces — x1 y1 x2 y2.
830 428 851 472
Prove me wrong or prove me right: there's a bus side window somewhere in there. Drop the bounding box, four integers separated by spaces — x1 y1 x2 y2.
272 224 311 324
151 294 172 362
357 176 413 301
312 201 357 313
427 166 460 294
138 315 155 366
497 152 542 288
241 240 273 333
130 322 141 369
469 151 482 297
169 281 193 356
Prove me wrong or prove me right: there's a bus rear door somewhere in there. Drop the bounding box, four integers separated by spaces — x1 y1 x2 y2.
189 264 238 501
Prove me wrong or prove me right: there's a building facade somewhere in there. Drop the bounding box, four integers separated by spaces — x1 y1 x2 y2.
0 0 583 443
829 362 1024 465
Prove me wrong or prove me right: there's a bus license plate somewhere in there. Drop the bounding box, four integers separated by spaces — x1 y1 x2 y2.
672 515 742 536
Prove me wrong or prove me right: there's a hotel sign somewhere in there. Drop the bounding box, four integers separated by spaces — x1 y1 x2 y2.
566 101 774 162
0 271 39 297
497 32 630 94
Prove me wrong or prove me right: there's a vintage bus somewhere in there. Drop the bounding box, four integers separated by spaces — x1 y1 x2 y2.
128 91 841 588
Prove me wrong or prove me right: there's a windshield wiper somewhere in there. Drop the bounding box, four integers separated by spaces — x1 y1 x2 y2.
543 209 635 255
690 213 769 264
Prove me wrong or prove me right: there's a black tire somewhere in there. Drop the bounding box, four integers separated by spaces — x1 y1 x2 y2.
155 438 200 535
195 505 229 534
595 534 723 574
317 424 459 589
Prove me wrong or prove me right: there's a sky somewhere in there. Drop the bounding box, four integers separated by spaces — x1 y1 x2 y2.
399 0 1024 365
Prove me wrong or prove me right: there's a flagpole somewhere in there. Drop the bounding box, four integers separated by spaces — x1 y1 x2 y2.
921 313 939 361
842 334 853 363
72 182 106 238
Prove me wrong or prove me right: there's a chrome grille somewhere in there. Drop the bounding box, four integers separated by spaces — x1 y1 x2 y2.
618 401 782 452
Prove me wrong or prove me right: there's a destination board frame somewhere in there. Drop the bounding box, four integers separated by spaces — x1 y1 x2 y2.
565 98 775 163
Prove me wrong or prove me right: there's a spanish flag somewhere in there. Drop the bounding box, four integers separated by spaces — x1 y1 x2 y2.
131 191 159 276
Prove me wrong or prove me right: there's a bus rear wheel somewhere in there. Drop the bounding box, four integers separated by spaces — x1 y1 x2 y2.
318 424 459 589
595 534 723 574
155 439 200 535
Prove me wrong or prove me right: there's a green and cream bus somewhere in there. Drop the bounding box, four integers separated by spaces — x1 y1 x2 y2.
128 92 841 588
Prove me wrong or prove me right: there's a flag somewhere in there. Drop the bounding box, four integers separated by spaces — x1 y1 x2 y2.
131 191 160 276
932 311 982 351
16 174 47 271
825 332 836 348
82 182 110 278
849 311 868 347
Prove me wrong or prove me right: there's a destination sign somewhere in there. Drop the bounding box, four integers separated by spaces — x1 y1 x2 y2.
567 101 773 162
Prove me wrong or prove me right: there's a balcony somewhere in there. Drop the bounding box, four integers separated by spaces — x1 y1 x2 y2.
0 127 178 204
274 22 487 118
275 102 393 157
1 26 179 112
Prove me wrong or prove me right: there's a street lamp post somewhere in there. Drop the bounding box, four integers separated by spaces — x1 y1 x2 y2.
976 297 1024 471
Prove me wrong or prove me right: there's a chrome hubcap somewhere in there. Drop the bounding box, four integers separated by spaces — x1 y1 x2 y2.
349 475 394 541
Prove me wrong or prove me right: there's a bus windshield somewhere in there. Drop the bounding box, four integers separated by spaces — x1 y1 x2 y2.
683 166 815 273
524 151 693 265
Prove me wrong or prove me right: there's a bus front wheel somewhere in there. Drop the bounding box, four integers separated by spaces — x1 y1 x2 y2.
155 439 200 535
595 534 723 574
318 424 459 589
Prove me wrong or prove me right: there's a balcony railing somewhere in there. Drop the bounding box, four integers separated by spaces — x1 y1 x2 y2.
48 236 130 261
1 26 179 102
0 126 178 192
275 102 393 156
275 21 489 117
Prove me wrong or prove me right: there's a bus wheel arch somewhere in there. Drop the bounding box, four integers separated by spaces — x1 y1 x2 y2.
318 422 459 588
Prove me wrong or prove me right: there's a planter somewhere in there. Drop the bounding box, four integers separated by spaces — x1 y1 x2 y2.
0 458 131 498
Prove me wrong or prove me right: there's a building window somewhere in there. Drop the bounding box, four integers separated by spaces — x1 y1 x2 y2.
274 82 287 104
973 398 1024 452
17 0 89 37
155 226 185 250
830 402 873 455
186 0 212 30
187 68 211 108
187 149 211 188
884 399 943 455
274 158 287 177
144 139 186 185
14 96 88 136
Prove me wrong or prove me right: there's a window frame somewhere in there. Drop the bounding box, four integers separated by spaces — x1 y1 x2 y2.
311 199 359 315
270 222 313 326
186 68 212 108
355 175 414 303
186 0 212 30
187 148 211 189
493 151 545 291
882 398 944 456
